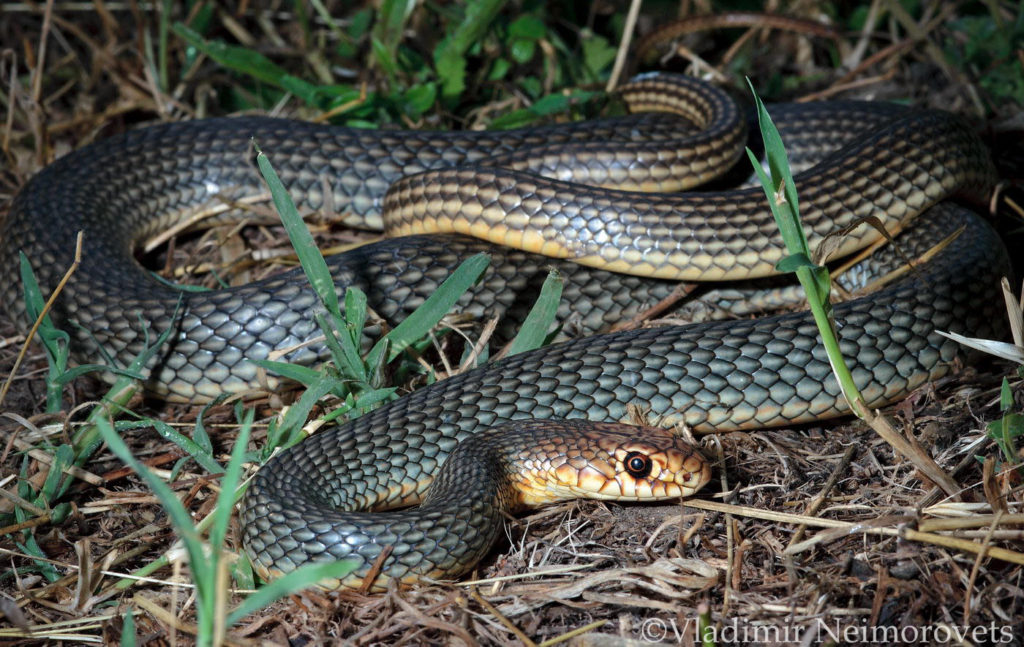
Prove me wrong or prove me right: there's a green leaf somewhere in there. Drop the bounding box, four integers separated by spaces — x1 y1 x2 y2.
808 266 833 308
52 363 140 387
519 76 542 99
364 336 390 389
372 0 416 57
489 107 541 130
173 24 322 106
744 78 807 257
321 387 398 423
207 407 253 556
530 93 570 114
180 4 214 69
50 502 72 524
988 413 1024 439
232 550 256 591
20 253 72 410
370 36 400 80
488 58 511 81
121 609 137 647
94 416 208 580
192 399 226 455
129 418 224 475
17 536 60 582
581 31 617 77
508 15 545 39
348 7 374 39
255 146 340 317
434 42 468 100
746 80 865 420
344 287 369 351
313 311 361 382
489 89 600 129
369 253 490 364
775 253 816 274
227 559 362 625
503 270 563 357
156 0 172 92
510 39 535 64
403 83 437 117
19 253 50 324
267 374 343 453
254 360 324 387
432 0 507 100
39 445 74 504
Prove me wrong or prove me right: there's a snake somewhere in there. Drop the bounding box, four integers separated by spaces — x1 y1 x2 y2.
0 73 1009 589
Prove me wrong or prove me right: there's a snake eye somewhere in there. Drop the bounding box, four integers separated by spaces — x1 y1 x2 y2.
624 451 652 479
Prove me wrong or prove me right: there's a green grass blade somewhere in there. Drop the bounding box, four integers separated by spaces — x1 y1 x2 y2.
372 0 416 62
139 419 224 475
264 373 343 454
157 0 172 92
19 253 71 411
252 360 324 386
207 407 252 555
320 387 398 423
489 89 601 129
16 536 60 582
502 269 564 357
39 444 74 505
314 310 364 382
232 549 256 591
121 609 137 647
94 417 207 570
744 77 808 258
368 253 491 364
226 559 362 625
369 36 401 80
254 146 339 316
173 24 322 105
344 286 369 350
746 80 862 416
52 363 139 386
69 303 180 464
191 400 221 455
306 0 346 38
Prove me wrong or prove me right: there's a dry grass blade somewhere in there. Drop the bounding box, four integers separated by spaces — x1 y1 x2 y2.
1002 277 1024 347
494 558 718 616
470 588 537 647
683 496 1024 567
938 278 1024 364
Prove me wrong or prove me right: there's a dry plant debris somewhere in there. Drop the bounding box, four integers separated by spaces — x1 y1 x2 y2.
1 1 1023 645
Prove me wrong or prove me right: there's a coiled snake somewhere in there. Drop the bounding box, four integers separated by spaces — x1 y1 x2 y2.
0 74 1008 588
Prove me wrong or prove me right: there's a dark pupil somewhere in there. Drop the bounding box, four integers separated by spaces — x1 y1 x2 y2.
625 452 651 478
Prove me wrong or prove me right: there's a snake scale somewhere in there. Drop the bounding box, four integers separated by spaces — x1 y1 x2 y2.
0 74 1009 588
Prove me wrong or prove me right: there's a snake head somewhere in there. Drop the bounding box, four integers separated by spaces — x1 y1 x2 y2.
507 420 711 507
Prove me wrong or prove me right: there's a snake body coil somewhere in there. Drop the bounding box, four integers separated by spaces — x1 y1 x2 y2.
244 419 710 588
1 74 1009 587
